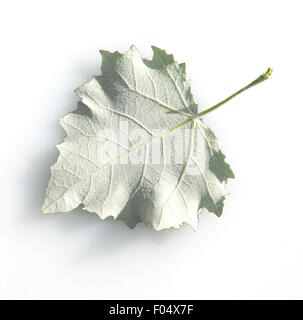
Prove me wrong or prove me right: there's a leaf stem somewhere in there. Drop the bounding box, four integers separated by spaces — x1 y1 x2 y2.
170 68 272 131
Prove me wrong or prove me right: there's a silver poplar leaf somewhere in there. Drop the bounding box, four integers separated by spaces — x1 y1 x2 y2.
42 46 234 231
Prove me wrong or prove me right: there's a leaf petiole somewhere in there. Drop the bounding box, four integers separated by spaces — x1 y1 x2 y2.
171 67 272 131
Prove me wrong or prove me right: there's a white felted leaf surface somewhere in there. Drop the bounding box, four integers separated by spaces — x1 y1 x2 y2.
42 46 234 230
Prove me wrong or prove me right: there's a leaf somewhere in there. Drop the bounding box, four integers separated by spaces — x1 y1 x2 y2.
41 45 234 231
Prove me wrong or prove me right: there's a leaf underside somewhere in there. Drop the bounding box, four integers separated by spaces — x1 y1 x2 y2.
42 45 234 231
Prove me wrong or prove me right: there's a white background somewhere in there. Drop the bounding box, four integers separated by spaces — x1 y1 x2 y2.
1 0 303 300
